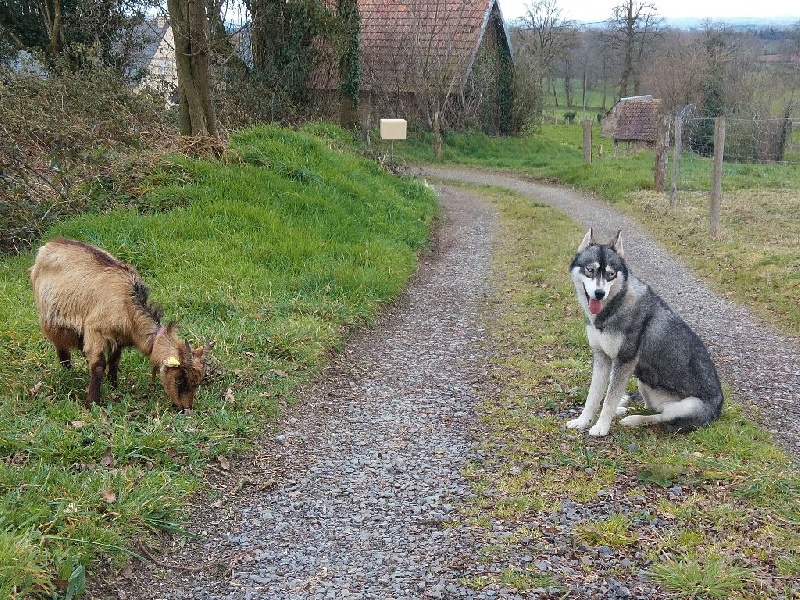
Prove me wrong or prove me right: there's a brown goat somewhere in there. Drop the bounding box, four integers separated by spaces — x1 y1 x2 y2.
30 237 208 409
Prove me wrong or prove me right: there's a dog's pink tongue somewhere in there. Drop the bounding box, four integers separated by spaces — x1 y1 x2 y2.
588 298 603 315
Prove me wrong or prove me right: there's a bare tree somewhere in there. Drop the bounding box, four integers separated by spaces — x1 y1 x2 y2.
641 28 706 111
605 0 662 98
512 0 577 116
167 0 218 137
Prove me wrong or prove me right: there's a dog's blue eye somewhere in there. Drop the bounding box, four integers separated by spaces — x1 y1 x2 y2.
606 271 616 280
585 267 595 276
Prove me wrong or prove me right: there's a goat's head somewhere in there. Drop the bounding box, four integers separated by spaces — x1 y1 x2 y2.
156 325 209 410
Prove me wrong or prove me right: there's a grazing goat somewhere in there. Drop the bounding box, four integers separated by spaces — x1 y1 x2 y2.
30 237 209 409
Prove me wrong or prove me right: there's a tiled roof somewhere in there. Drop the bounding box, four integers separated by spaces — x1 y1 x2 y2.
358 0 501 90
612 98 662 142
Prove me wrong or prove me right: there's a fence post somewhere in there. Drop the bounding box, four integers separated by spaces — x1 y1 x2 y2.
654 116 669 192
670 114 683 207
583 119 592 163
710 116 725 236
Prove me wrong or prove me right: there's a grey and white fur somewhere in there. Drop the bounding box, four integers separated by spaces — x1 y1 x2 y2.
567 229 723 437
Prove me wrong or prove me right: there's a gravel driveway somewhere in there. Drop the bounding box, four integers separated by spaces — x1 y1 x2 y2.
89 168 799 599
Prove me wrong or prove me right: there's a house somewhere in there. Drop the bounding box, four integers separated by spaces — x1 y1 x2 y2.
601 96 663 150
306 0 513 133
130 2 514 132
355 0 514 134
126 17 177 98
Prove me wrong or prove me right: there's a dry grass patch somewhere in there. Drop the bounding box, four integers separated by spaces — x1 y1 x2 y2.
623 188 800 334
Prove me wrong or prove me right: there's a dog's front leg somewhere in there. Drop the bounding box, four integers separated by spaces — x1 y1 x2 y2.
567 351 611 430
589 360 637 437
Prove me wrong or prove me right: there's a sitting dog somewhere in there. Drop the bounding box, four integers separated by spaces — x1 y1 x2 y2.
566 229 723 436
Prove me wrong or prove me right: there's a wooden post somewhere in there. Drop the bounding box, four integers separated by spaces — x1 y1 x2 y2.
654 116 669 192
710 116 725 236
583 119 592 163
670 114 683 207
433 111 442 158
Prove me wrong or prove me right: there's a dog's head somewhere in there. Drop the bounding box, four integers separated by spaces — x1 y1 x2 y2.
570 229 628 319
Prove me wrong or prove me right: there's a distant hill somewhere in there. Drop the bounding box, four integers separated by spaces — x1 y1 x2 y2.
573 15 799 30
663 16 799 30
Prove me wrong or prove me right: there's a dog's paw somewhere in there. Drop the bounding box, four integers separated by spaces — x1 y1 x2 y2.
566 417 590 430
588 422 610 437
620 414 647 427
615 405 629 416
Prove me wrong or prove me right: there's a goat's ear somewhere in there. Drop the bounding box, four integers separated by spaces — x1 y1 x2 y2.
194 340 211 359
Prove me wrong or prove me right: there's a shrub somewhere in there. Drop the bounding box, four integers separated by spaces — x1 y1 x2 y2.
0 66 177 254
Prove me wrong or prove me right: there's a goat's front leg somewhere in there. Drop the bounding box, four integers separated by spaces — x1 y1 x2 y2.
567 350 612 431
84 339 106 407
589 360 637 437
107 346 123 388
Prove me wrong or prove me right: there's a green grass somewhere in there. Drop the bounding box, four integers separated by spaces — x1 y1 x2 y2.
460 184 800 597
0 122 438 597
649 554 756 599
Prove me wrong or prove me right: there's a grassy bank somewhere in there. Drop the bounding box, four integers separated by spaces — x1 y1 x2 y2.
395 125 800 334
462 185 799 597
0 123 437 597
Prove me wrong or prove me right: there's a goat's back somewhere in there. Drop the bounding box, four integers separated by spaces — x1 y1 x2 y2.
30 237 145 337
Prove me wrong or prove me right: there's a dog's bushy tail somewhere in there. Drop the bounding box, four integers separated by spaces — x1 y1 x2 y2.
661 392 724 433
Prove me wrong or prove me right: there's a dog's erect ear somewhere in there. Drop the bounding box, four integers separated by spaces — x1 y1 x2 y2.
610 229 624 258
578 229 594 252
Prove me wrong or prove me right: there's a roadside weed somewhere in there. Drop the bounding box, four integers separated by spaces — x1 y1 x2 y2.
648 554 755 599
576 513 638 547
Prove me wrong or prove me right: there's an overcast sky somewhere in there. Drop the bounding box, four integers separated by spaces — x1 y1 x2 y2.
497 0 800 23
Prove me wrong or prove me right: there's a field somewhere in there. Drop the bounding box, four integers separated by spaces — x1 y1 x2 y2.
1 120 798 598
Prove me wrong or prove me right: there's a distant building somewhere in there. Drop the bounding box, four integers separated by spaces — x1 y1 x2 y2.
601 96 663 151
126 17 177 101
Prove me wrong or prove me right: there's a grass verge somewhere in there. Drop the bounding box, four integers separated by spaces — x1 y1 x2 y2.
0 122 438 597
461 185 799 598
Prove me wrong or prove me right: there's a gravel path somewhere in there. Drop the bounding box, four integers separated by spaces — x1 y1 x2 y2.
89 169 800 599
90 185 504 599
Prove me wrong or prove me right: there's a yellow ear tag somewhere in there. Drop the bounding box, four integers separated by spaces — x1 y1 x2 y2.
164 356 180 368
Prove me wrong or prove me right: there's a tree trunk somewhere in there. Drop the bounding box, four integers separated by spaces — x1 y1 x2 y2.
338 0 361 129
167 0 218 138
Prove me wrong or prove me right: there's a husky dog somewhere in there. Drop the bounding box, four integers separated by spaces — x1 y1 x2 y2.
567 229 723 437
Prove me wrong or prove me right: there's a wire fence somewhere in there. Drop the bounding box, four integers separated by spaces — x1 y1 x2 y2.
667 116 800 196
